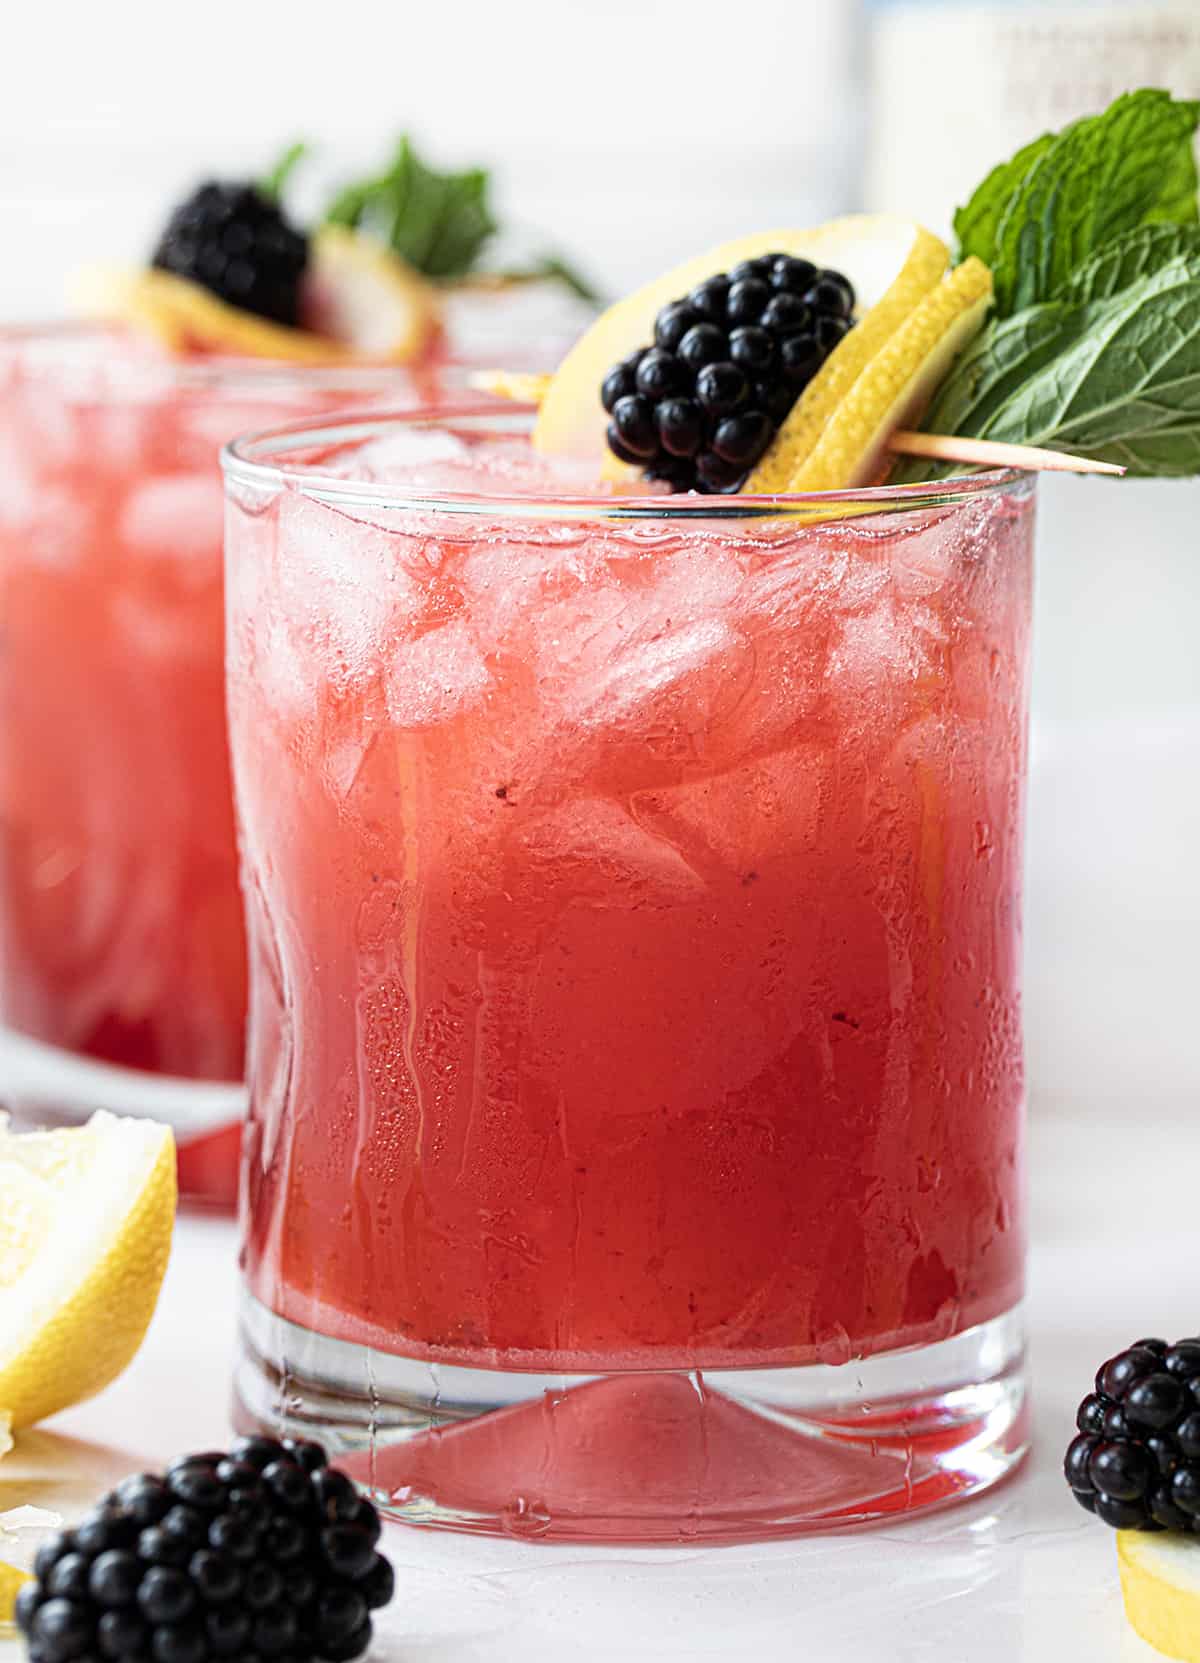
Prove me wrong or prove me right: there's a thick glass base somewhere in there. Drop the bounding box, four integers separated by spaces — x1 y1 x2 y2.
0 1027 244 1207
234 1291 1028 1544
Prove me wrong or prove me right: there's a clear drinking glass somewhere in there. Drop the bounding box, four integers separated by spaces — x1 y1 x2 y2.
224 407 1035 1542
0 325 454 1205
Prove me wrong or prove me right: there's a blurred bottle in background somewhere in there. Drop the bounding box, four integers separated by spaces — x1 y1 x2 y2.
864 0 1200 1110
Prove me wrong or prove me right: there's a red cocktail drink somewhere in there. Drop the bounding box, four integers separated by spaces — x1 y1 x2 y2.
228 410 1034 1540
0 326 442 1203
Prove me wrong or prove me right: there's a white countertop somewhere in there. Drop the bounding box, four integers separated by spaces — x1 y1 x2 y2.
0 1095 1184 1662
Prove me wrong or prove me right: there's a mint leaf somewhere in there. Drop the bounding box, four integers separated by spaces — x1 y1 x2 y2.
953 90 1200 316
897 301 1072 449
325 136 497 280
260 141 309 205
953 132 1055 270
1145 128 1200 228
894 253 1200 480
1064 224 1200 303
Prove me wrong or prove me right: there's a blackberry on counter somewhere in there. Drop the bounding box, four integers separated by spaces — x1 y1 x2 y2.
602 253 855 493
15 1437 393 1662
151 183 309 327
1065 1337 1200 1531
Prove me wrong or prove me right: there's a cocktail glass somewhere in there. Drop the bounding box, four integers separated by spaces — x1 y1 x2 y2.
225 406 1034 1541
0 324 452 1204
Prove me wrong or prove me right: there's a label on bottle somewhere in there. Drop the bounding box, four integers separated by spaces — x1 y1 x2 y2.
864 2 1200 231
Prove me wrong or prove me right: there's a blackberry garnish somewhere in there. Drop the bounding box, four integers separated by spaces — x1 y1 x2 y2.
15 1437 393 1662
1066 1337 1200 1531
151 182 309 327
602 252 855 493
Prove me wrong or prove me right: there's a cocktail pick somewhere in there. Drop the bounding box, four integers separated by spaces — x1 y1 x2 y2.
467 372 1126 479
888 431 1125 476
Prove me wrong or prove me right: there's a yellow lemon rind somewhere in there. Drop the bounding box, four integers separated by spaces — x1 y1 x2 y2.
71 265 355 363
783 256 994 493
470 369 552 404
73 240 438 366
0 1559 32 1627
1119 1528 1200 1662
744 226 949 492
0 1123 175 1429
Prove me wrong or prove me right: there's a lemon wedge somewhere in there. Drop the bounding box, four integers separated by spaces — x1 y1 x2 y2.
72 227 438 364
532 216 948 472
71 265 352 362
1119 1530 1200 1661
0 1113 175 1428
760 257 994 492
302 225 439 362
0 1558 31 1628
470 368 552 404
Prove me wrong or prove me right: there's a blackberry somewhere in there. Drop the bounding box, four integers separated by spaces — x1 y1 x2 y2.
16 1437 392 1662
151 182 309 327
1066 1337 1200 1531
603 252 855 492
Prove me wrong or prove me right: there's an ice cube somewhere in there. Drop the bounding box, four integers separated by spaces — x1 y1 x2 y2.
239 613 312 721
118 473 225 571
384 616 492 728
277 492 415 692
631 747 828 880
355 426 472 485
520 796 704 903
566 615 751 743
888 507 960 598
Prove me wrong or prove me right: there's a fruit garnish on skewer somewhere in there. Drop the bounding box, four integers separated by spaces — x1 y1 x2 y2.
72 133 596 365
521 89 1200 493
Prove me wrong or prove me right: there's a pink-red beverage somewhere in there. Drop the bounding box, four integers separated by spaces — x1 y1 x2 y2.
227 411 1034 1541
0 327 443 1204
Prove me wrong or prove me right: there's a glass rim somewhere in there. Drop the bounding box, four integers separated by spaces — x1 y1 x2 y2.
0 319 453 398
223 404 1029 525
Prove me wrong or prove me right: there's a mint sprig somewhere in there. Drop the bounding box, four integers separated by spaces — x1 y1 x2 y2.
955 89 1199 316
895 89 1200 482
326 136 497 280
322 136 599 299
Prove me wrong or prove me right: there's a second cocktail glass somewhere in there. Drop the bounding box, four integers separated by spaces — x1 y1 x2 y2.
0 327 451 1203
226 408 1035 1542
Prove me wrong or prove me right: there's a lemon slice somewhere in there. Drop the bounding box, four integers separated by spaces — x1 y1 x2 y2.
1119 1529 1200 1660
532 216 948 472
0 1112 175 1428
71 265 353 363
765 257 993 492
0 1558 31 1628
470 368 552 404
72 227 438 364
302 225 439 362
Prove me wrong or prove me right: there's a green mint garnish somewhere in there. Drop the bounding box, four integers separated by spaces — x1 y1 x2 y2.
955 89 1199 316
323 136 598 298
325 136 497 280
259 141 310 206
895 89 1200 482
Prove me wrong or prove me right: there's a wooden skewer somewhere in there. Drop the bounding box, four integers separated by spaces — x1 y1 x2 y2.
468 372 1127 479
888 430 1125 476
